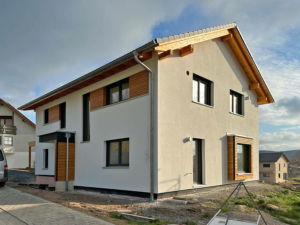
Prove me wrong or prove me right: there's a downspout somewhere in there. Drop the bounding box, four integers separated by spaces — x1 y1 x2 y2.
133 51 154 202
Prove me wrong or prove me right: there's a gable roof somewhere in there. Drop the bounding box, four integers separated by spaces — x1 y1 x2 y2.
259 152 291 163
0 98 36 128
18 22 275 111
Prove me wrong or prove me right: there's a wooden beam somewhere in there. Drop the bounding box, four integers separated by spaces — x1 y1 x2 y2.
221 33 233 42
159 50 173 60
249 83 259 90
258 97 268 104
139 51 152 60
155 29 230 51
180 45 194 57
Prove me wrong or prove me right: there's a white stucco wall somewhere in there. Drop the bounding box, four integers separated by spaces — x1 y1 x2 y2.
35 55 158 193
156 39 259 193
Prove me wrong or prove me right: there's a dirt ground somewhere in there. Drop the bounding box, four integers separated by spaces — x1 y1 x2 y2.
11 182 287 225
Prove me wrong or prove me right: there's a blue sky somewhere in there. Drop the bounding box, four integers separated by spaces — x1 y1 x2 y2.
1 0 300 151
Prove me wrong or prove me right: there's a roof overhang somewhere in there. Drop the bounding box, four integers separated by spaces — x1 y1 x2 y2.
18 23 274 111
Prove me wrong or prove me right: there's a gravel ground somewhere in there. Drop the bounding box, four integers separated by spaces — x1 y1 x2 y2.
8 169 36 184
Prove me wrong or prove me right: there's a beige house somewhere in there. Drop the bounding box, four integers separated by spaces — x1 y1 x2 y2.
0 98 36 169
259 152 290 183
18 23 274 199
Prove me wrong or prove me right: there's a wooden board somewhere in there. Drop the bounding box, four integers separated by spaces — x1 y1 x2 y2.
56 142 75 181
90 87 106 110
48 104 60 123
129 70 149 98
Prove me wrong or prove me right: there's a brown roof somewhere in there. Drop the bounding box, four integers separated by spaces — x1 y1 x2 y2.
0 98 36 128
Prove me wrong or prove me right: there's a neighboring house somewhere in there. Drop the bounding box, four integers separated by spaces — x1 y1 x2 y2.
259 152 290 183
0 98 36 169
18 23 274 198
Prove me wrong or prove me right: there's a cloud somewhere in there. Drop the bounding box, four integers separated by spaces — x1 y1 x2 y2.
259 131 300 151
260 143 300 151
0 0 189 121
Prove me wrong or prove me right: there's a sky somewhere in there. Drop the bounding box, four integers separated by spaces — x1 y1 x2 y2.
1 0 300 151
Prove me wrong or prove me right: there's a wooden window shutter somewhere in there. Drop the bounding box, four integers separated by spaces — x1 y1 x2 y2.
90 87 106 111
48 105 60 123
129 70 149 98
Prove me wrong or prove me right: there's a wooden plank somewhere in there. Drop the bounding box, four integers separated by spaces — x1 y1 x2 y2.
180 45 194 57
221 33 233 42
258 96 268 104
159 50 173 60
249 83 259 90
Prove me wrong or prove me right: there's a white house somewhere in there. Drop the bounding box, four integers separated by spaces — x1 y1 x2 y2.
18 23 274 199
0 98 36 169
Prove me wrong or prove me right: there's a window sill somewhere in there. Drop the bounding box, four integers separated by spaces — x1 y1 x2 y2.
192 101 214 109
193 184 206 188
229 112 244 118
43 120 60 126
102 166 129 169
80 141 90 144
42 168 48 170
237 173 252 175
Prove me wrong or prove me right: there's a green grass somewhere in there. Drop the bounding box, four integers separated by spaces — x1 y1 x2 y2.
220 189 300 225
109 212 172 225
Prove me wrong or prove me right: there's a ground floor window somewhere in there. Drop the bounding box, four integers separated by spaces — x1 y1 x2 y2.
237 144 250 173
4 136 13 146
43 149 48 169
263 174 270 177
278 173 281 178
263 164 270 167
283 173 287 180
193 139 203 184
107 138 129 166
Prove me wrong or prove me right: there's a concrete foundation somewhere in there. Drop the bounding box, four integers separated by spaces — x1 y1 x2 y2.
55 180 74 191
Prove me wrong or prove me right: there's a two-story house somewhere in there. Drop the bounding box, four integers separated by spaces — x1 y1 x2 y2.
259 152 290 183
0 98 36 169
18 23 274 199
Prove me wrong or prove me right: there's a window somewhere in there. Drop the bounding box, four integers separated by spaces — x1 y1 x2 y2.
106 138 129 166
4 136 13 146
278 163 280 171
283 163 286 167
230 90 244 115
278 173 281 178
44 109 49 124
83 93 90 142
237 144 250 173
0 116 13 126
106 78 129 105
0 136 1 145
263 164 270 167
263 174 270 177
60 102 66 129
193 139 203 184
193 75 212 105
43 149 48 169
283 173 287 180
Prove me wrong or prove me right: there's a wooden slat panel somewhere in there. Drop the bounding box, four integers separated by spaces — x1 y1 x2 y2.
48 104 60 123
90 87 106 111
227 136 234 181
129 70 149 98
56 142 75 181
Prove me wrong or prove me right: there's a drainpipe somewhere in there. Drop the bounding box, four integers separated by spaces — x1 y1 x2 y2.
65 132 71 191
133 51 154 202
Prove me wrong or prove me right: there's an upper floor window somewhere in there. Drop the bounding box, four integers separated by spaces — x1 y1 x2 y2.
44 109 49 124
283 163 286 167
263 164 270 167
193 74 212 106
83 93 90 142
237 144 250 174
0 116 13 126
278 163 280 171
106 78 129 105
60 102 66 129
4 136 13 146
230 90 244 115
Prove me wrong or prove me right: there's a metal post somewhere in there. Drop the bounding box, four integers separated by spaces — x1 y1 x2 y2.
65 133 71 191
221 182 241 209
225 183 241 225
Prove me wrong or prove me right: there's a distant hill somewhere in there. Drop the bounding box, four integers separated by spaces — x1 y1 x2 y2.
260 150 300 159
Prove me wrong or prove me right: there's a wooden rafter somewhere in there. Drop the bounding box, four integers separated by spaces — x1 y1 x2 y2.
155 29 230 52
249 83 259 90
221 33 233 42
159 50 173 60
180 45 194 57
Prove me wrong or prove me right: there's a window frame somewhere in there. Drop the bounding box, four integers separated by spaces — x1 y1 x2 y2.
278 163 280 171
60 102 66 129
237 144 250 174
106 78 129 105
106 138 129 167
82 93 90 142
263 174 270 177
192 74 212 106
263 164 270 167
0 116 13 126
230 90 244 115
278 173 281 178
4 136 13 146
43 149 49 169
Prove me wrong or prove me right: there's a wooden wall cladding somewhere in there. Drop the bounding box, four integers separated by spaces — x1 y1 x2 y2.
227 136 253 181
48 104 60 123
56 142 75 181
90 87 106 111
129 70 149 98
